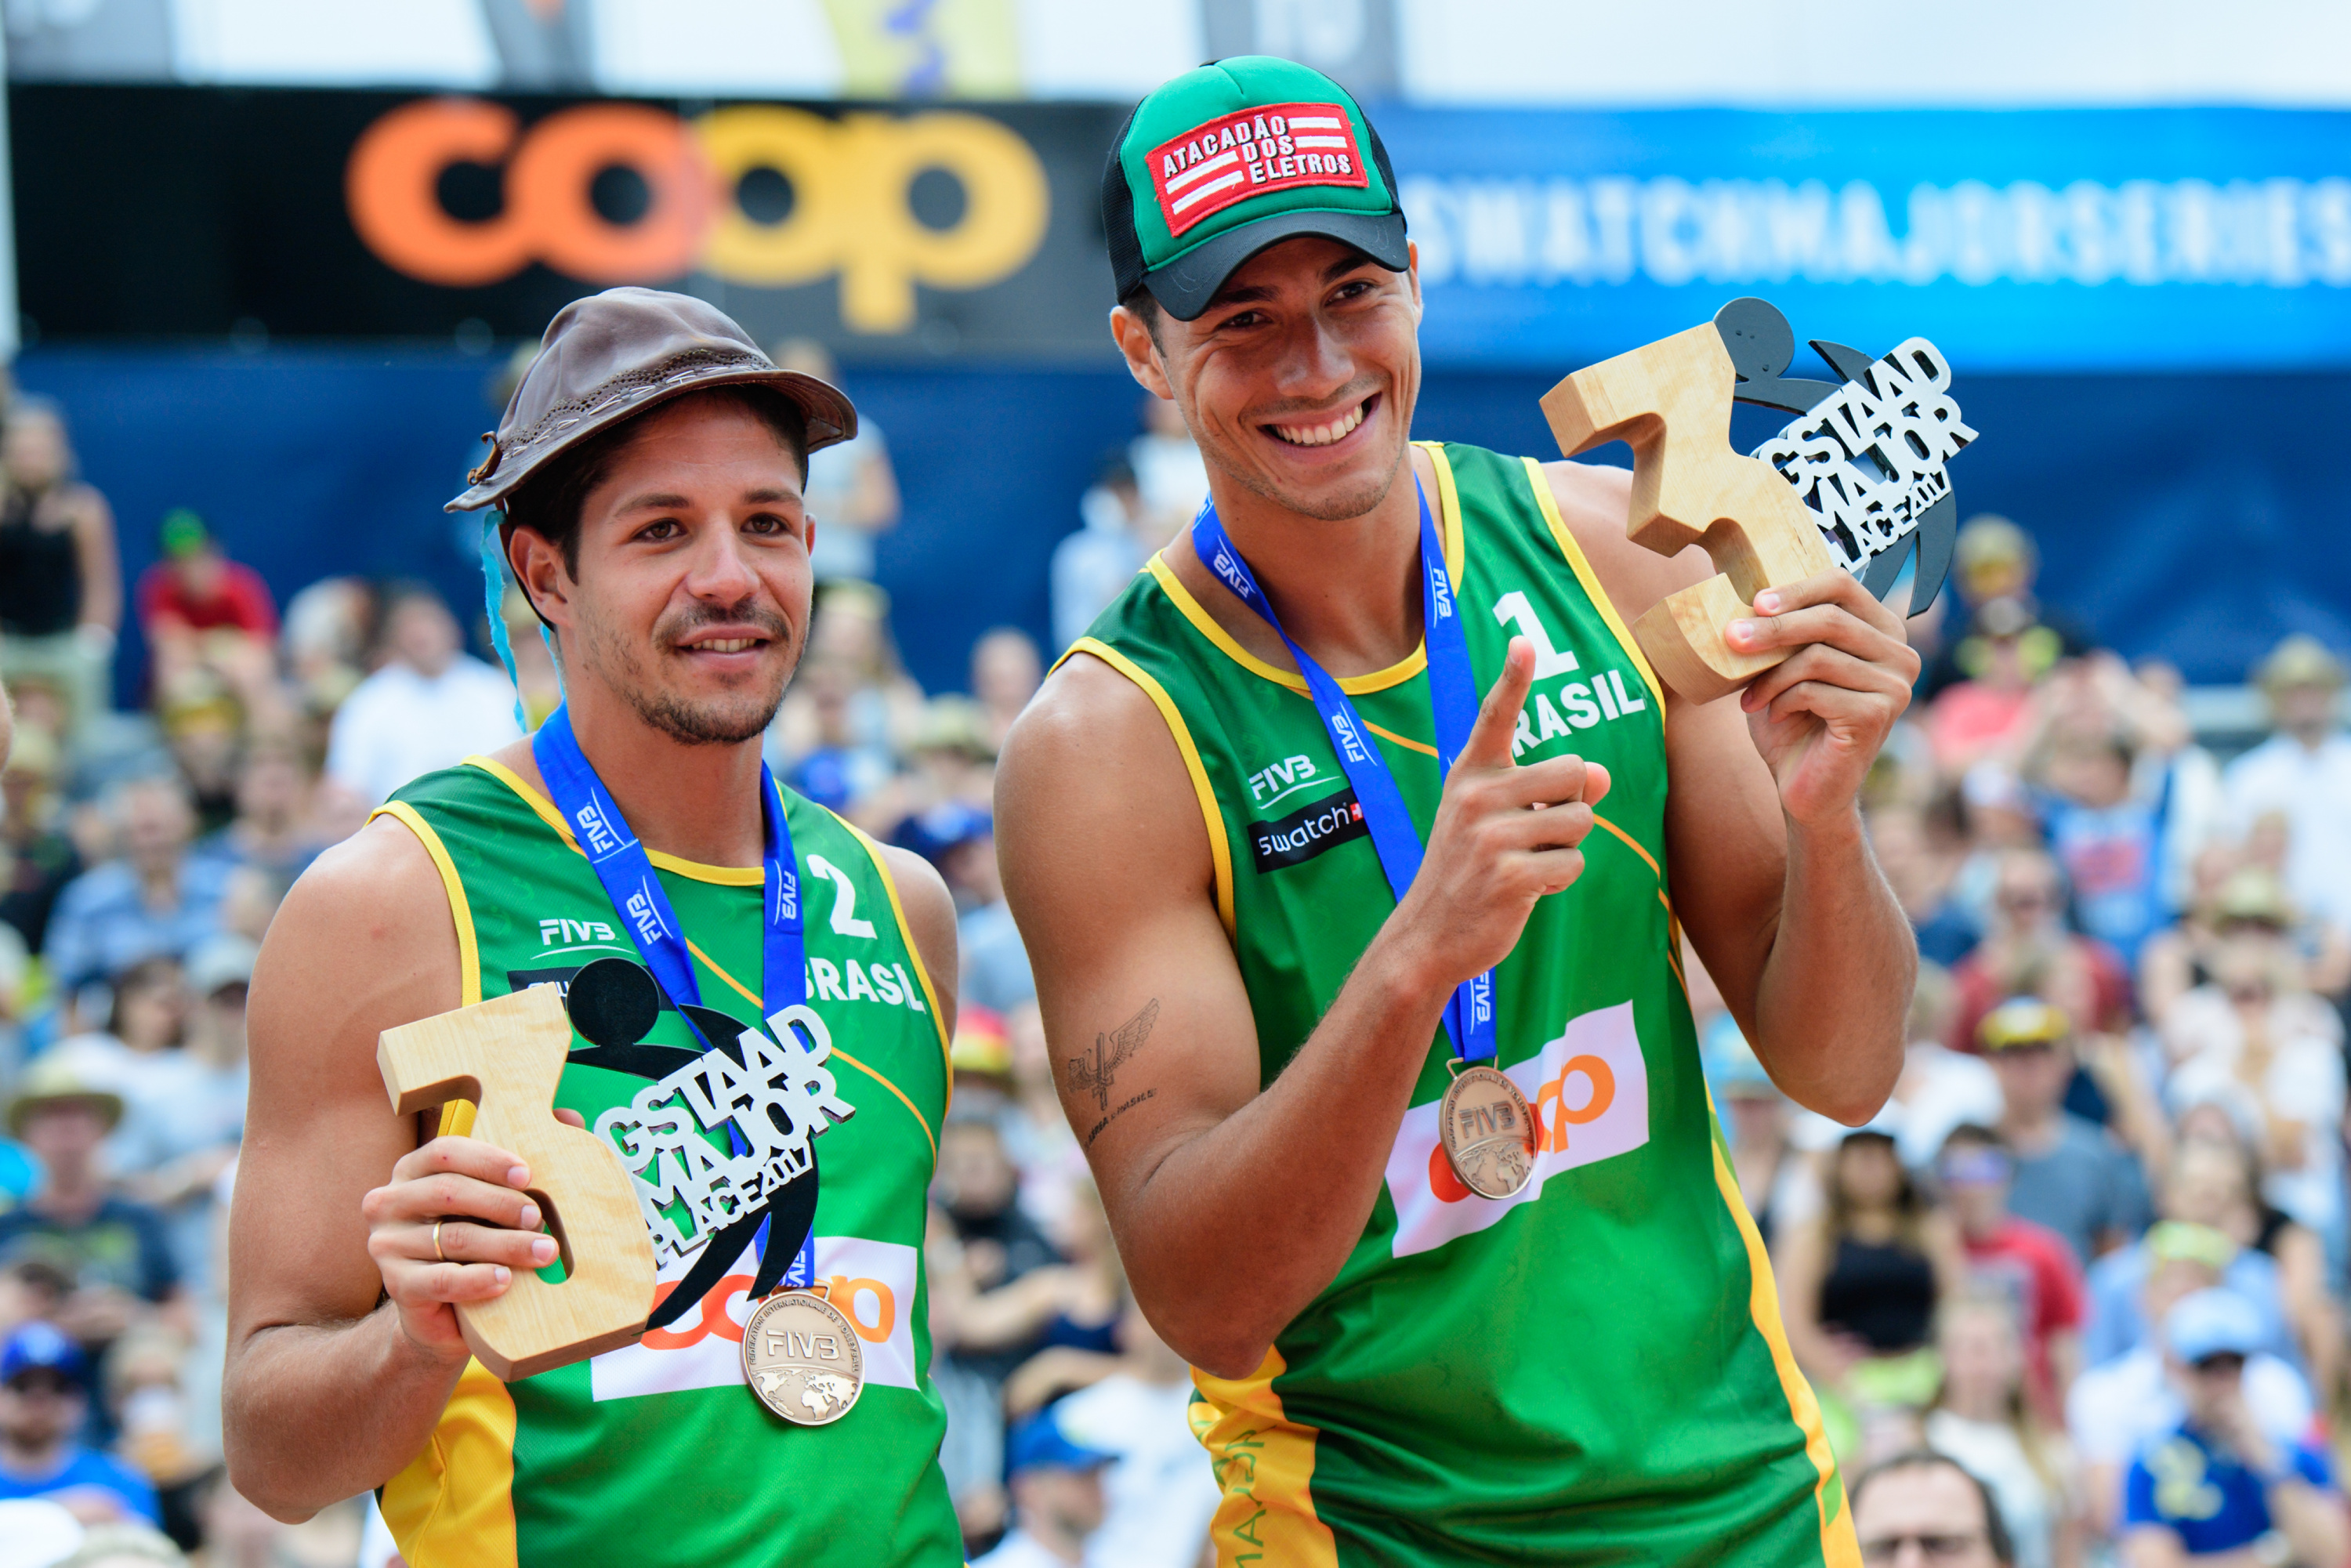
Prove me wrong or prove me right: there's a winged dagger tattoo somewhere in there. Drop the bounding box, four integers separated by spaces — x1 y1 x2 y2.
1067 998 1160 1114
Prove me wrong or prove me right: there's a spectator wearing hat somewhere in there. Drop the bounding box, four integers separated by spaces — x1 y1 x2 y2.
0 1322 159 1526
1938 1124 2085 1424
133 509 277 717
973 1408 1111 1568
42 777 232 1003
2069 1244 2314 1541
1980 998 2153 1266
2117 1289 2348 1567
899 802 1034 1017
2223 636 2351 939
321 583 520 809
0 1061 180 1353
2083 1172 2298 1375
1850 1449 2017 1568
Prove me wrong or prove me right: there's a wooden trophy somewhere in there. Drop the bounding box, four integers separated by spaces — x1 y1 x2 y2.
378 984 655 1379
1541 299 1976 704
1541 320 1834 704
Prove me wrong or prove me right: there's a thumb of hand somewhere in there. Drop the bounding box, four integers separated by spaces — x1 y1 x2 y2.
1458 637 1534 770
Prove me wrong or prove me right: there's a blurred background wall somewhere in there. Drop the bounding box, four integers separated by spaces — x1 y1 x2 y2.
6 0 2349 697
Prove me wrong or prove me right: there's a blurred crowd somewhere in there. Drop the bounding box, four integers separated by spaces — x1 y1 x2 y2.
1712 516 2351 1566
2 364 2349 1568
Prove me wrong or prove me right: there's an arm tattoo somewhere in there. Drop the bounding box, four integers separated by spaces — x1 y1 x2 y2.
1069 998 1160 1146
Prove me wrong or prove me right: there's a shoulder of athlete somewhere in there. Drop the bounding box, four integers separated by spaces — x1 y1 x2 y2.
872 840 958 1026
994 651 1215 919
248 812 462 1093
1537 458 1712 624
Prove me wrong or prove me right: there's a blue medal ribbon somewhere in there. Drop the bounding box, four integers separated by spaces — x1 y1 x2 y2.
532 704 817 1290
1190 479 1498 1065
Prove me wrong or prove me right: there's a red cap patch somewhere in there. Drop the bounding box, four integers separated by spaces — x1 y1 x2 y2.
1147 101 1367 239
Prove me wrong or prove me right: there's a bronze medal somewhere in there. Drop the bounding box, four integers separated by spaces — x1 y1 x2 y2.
1440 1064 1536 1198
741 1288 864 1425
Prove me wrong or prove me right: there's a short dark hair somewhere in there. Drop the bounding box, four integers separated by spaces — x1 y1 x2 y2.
1118 286 1164 348
1939 1122 2011 1159
498 384 810 584
1849 1450 2015 1566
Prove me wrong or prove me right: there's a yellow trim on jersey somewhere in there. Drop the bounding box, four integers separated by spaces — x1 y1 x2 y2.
1144 554 1429 697
379 1358 520 1568
464 756 765 885
842 817 956 1110
829 1045 938 1165
1364 720 1436 758
371 802 482 1007
1519 457 1668 712
1414 440 1468 588
1708 1139 1862 1567
1061 636 1238 937
1190 1349 1340 1568
687 936 940 1164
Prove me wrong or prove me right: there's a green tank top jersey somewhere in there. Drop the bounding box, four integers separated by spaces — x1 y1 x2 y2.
1067 444 1859 1568
368 757 962 1568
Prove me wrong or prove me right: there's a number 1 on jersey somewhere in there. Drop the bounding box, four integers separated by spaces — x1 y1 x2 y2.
1492 590 1581 679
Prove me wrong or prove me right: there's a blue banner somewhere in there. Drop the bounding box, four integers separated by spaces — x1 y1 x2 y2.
1379 107 2351 371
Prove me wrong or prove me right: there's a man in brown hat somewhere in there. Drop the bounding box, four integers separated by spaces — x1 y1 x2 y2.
224 289 965 1566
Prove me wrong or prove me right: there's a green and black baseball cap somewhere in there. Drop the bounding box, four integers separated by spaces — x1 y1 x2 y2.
1103 56 1408 321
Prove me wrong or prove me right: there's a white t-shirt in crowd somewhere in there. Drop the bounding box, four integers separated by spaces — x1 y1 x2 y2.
973 1527 1076 1568
2222 731 2351 936
1056 1374 1222 1568
2166 1032 2346 1234
1924 1409 2061 1568
324 656 522 807
2066 1345 2313 1469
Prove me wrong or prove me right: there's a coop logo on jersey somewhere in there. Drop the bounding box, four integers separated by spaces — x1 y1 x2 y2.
589 1234 919 1402
1249 788 1367 872
1382 1001 1650 1258
1149 102 1367 238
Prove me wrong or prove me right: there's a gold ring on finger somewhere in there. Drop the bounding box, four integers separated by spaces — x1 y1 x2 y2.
433 1219 447 1263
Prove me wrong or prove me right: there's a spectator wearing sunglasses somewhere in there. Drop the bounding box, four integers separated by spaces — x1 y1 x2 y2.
0 1320 160 1525
1850 1449 2016 1566
2119 1289 2349 1567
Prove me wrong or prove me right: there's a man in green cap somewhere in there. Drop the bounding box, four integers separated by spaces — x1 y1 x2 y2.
998 56 1923 1565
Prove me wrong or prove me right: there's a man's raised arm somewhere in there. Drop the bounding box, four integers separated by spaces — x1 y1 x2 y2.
1545 461 1915 1125
998 639 1604 1378
223 820 557 1520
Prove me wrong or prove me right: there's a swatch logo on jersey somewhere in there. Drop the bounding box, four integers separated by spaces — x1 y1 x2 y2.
590 1236 919 1402
1382 1001 1650 1256
1147 102 1367 238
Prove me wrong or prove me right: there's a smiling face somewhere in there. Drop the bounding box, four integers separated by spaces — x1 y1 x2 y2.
1114 236 1422 524
513 392 811 748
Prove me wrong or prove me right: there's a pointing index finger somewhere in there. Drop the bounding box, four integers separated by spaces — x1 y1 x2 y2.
1458 637 1534 770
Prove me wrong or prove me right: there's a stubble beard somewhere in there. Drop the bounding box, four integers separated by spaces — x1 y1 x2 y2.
574 600 799 747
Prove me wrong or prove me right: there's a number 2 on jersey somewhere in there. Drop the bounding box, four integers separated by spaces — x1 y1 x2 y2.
805 854 877 939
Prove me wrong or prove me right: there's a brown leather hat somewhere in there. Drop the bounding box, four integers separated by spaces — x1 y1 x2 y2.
446 287 857 513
